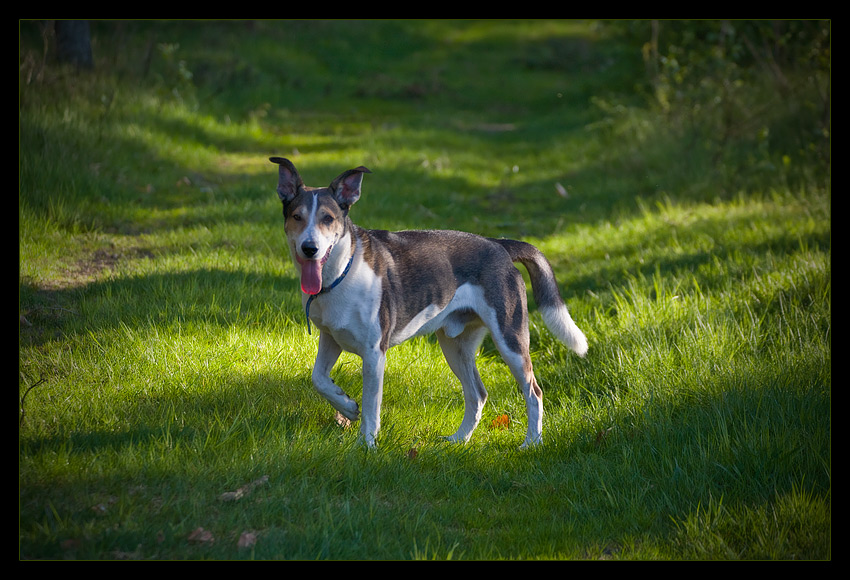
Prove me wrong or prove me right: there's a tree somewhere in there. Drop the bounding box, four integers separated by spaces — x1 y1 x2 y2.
55 20 93 69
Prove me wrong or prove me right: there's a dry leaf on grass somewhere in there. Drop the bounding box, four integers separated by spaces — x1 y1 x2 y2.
187 527 215 545
334 410 352 428
595 427 613 446
237 531 258 550
489 414 510 430
60 538 82 551
555 182 570 198
112 544 143 560
90 495 118 515
217 474 269 502
91 503 109 515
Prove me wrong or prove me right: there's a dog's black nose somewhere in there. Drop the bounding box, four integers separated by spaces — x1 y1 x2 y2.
301 241 319 258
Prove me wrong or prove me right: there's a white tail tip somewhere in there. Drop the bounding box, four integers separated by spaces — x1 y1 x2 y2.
540 305 588 357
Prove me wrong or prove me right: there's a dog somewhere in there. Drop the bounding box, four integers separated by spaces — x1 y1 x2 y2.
271 157 588 448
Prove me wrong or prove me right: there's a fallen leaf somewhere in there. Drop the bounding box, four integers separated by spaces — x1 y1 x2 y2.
218 475 269 502
334 410 352 429
489 414 510 430
595 427 613 446
555 182 569 198
91 503 108 515
60 538 82 551
187 527 215 545
90 495 117 515
237 531 258 550
406 447 418 460
112 544 143 560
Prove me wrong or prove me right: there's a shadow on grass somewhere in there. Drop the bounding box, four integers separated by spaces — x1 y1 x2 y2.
19 267 301 346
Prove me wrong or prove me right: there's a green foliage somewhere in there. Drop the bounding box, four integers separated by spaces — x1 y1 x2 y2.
19 20 829 560
591 20 830 199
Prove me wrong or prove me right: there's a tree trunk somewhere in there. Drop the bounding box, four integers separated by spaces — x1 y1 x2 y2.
55 20 93 70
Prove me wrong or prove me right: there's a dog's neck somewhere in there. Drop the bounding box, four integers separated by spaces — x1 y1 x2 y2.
323 217 356 285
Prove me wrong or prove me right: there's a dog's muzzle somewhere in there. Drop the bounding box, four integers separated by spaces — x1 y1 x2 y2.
297 243 332 295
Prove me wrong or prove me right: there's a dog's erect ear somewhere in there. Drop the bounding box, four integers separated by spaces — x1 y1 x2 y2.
329 166 371 210
270 157 303 203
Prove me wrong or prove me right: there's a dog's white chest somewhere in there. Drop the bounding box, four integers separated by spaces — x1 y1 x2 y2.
306 263 383 354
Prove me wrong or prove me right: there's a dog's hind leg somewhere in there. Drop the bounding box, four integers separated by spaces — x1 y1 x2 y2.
484 273 544 448
496 343 544 448
517 367 544 448
436 324 489 443
312 332 360 422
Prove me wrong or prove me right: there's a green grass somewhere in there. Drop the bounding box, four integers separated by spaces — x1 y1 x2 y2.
19 20 829 560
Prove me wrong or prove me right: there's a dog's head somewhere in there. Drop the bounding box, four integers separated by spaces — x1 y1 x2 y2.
270 157 370 295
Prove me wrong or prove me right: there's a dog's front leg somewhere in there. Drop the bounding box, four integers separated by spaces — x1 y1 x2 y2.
359 348 386 448
312 332 360 421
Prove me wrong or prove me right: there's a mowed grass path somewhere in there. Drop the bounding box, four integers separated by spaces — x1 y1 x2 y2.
19 20 829 560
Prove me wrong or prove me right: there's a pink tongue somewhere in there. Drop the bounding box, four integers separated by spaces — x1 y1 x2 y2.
300 259 323 295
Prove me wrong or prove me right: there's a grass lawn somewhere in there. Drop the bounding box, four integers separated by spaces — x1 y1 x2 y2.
19 20 830 560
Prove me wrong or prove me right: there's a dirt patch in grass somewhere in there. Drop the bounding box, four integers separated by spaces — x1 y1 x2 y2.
19 245 154 344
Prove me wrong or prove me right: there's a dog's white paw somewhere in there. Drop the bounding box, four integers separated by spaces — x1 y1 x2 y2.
335 400 359 421
441 433 469 444
357 431 378 449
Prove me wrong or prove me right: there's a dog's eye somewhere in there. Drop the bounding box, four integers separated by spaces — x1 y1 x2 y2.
291 214 302 221
322 215 335 225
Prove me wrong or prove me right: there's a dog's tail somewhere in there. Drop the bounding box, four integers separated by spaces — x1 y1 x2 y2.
494 239 588 357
